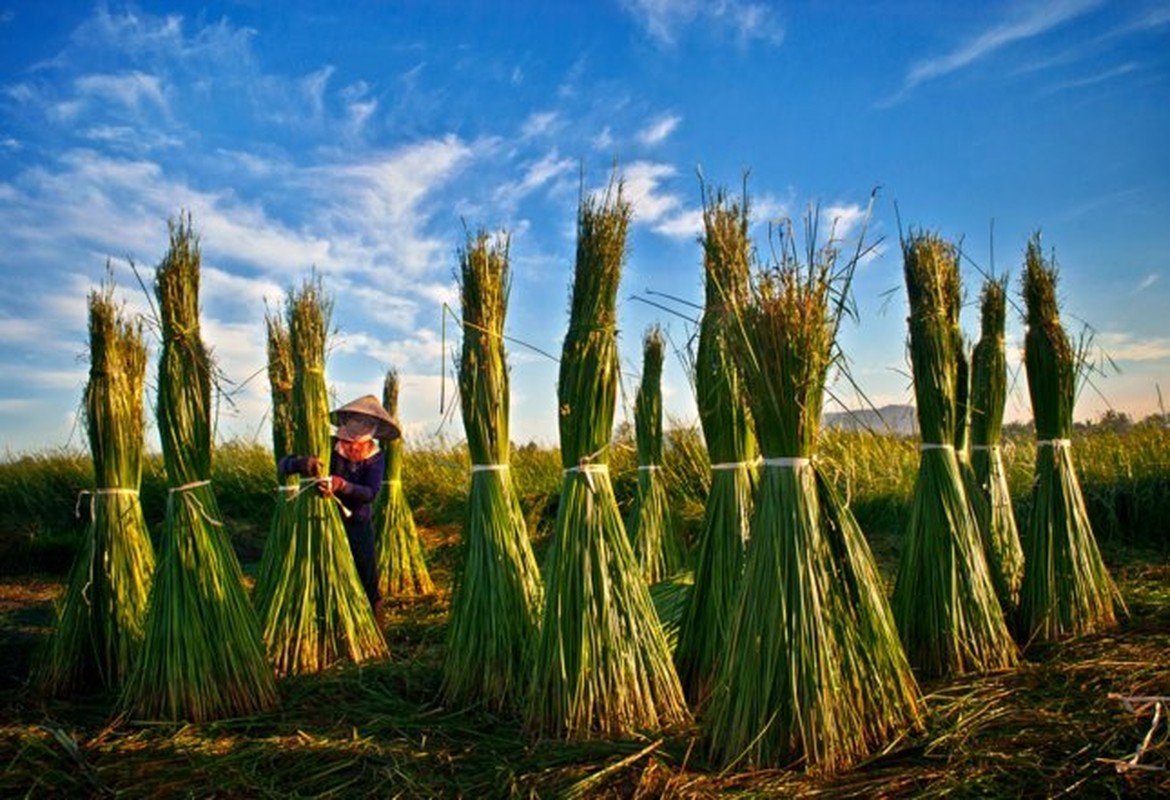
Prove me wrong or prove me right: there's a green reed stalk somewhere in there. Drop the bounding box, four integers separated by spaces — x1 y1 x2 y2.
443 229 543 712
674 184 756 706
891 231 1017 678
373 369 433 598
1017 234 1122 643
969 277 1024 615
258 277 389 676
707 209 920 772
38 280 155 696
626 326 684 583
253 311 296 613
121 214 277 721
527 179 689 738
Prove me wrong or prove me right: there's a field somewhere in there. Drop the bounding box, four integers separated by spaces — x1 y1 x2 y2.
1 422 1168 797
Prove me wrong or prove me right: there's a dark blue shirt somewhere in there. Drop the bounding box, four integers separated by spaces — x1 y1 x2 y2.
278 445 385 526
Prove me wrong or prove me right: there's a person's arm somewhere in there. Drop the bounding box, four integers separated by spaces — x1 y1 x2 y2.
329 451 384 506
278 454 323 480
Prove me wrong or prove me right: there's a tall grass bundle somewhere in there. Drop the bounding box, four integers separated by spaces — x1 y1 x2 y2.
373 369 433 598
38 281 154 696
258 278 388 676
1016 234 1121 643
527 180 689 737
970 278 1024 614
674 185 756 706
444 229 542 711
252 311 296 612
121 215 277 721
891 231 1017 678
626 326 684 583
707 212 920 772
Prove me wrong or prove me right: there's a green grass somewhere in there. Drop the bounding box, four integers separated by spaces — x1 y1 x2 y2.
2 420 1166 577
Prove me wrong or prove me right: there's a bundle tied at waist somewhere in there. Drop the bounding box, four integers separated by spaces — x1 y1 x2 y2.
760 456 812 469
74 487 140 520
288 476 353 519
166 479 222 527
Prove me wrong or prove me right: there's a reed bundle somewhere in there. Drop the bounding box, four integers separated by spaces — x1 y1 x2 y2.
707 211 920 771
527 180 689 737
674 185 756 706
373 369 433 598
891 231 1017 678
1017 234 1122 642
39 280 154 696
969 278 1024 614
443 229 542 711
256 278 388 676
252 311 296 613
121 214 277 721
626 325 684 583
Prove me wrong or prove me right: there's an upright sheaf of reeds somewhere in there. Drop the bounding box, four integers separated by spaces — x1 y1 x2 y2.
373 369 433 598
527 180 690 737
1017 234 1122 643
626 325 684 584
969 278 1025 615
38 280 155 696
252 311 296 614
443 230 542 711
891 231 1017 678
674 185 756 706
707 209 920 772
121 215 277 721
258 278 389 676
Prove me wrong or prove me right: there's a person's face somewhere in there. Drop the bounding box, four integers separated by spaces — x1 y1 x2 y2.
336 437 374 461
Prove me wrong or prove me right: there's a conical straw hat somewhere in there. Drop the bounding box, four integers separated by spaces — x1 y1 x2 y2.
330 394 401 441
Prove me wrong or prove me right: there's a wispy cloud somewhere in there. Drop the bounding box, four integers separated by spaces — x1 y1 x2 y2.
621 0 784 47
882 0 1105 106
521 111 559 139
1097 331 1170 362
493 148 577 209
1042 61 1139 94
636 113 681 146
1138 273 1159 291
74 70 168 114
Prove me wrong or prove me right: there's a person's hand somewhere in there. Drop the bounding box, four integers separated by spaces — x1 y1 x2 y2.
330 475 346 495
305 456 323 477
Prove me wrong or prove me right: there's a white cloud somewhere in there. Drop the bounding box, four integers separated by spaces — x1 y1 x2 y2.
1043 62 1139 94
621 0 784 47
521 111 558 138
493 149 577 209
74 70 168 114
1096 331 1170 362
622 161 682 223
884 0 1105 105
1138 273 1159 290
593 126 615 151
652 208 704 239
637 113 681 146
310 135 480 277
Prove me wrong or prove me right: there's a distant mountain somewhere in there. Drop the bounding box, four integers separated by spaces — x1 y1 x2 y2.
823 404 918 436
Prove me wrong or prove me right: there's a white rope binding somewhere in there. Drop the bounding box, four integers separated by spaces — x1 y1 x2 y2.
761 456 812 468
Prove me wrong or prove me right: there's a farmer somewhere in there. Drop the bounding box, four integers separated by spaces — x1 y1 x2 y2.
278 394 399 612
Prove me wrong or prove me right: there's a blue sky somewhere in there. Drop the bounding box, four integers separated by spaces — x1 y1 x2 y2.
1 0 1168 455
